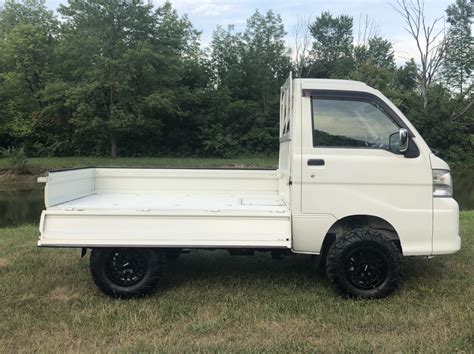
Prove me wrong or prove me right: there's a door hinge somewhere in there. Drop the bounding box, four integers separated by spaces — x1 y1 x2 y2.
288 179 293 186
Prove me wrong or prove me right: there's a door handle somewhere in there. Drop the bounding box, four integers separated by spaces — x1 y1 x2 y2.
307 159 325 166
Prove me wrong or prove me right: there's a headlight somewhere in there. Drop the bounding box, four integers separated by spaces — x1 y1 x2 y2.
432 169 453 197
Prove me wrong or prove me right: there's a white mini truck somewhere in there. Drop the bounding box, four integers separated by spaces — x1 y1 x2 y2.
38 77 461 299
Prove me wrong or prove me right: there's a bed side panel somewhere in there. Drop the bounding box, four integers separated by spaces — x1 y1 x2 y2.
93 168 279 195
39 211 291 248
45 168 95 207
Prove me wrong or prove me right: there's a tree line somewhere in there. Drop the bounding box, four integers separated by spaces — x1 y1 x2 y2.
0 0 472 162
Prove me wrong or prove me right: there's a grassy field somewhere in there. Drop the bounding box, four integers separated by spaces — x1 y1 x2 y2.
0 155 279 174
0 213 472 352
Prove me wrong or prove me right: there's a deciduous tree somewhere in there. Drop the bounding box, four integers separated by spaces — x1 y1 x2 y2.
442 0 473 94
392 0 446 110
308 12 354 78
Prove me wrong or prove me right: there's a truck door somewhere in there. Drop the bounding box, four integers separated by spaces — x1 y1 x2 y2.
298 90 433 255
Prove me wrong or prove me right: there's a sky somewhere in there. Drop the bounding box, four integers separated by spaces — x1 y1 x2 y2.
39 0 453 65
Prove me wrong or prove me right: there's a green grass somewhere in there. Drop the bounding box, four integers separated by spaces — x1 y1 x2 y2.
0 215 473 351
0 155 279 174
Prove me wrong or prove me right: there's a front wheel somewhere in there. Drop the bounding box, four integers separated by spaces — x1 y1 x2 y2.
326 228 401 299
90 248 164 298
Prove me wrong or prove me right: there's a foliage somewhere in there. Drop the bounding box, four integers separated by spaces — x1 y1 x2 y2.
440 0 473 151
442 0 473 93
202 10 291 156
56 0 196 157
0 0 472 162
307 12 354 78
351 37 397 92
1 146 29 174
0 0 58 154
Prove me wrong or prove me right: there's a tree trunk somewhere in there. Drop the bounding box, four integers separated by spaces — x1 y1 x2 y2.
421 78 428 111
422 89 428 111
110 132 117 158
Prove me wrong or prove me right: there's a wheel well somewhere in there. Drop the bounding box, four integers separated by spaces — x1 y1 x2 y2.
320 215 402 256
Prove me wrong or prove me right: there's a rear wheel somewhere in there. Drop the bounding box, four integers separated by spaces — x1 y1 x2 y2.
326 228 401 299
90 248 164 298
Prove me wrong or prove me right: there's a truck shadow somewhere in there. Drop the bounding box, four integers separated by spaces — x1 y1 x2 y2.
159 250 327 292
402 256 448 280
157 250 450 295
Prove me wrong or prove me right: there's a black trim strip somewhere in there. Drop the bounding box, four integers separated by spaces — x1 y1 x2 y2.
48 167 95 173
38 244 291 249
48 166 277 173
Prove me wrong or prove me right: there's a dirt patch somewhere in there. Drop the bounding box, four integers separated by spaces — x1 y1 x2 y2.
0 258 10 268
48 286 80 301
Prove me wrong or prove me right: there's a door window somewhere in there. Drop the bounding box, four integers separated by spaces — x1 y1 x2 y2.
312 98 400 150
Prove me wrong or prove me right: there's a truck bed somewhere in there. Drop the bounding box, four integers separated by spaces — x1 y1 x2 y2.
38 168 291 248
51 192 287 213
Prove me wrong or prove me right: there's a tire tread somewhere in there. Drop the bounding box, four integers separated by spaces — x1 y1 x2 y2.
326 227 401 299
90 248 164 299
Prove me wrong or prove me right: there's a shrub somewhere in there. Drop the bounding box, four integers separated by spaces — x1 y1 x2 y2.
1 147 29 174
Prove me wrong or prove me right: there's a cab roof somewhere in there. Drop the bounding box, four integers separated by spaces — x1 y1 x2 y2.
295 78 372 92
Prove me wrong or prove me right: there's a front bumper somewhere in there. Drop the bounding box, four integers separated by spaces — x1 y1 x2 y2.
432 198 461 255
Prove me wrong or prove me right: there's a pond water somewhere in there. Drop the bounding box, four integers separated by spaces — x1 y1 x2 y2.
0 169 472 227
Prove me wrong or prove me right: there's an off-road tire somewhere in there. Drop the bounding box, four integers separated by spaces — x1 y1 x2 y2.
326 228 401 299
90 248 164 298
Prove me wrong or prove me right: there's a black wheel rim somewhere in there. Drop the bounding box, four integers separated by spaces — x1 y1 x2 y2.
344 246 389 290
105 249 147 287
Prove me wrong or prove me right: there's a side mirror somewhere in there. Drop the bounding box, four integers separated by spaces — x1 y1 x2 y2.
399 128 409 153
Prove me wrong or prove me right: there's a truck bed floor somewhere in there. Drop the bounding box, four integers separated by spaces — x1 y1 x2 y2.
50 193 288 214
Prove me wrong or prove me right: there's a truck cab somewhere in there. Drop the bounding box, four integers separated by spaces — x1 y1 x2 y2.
38 77 460 299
